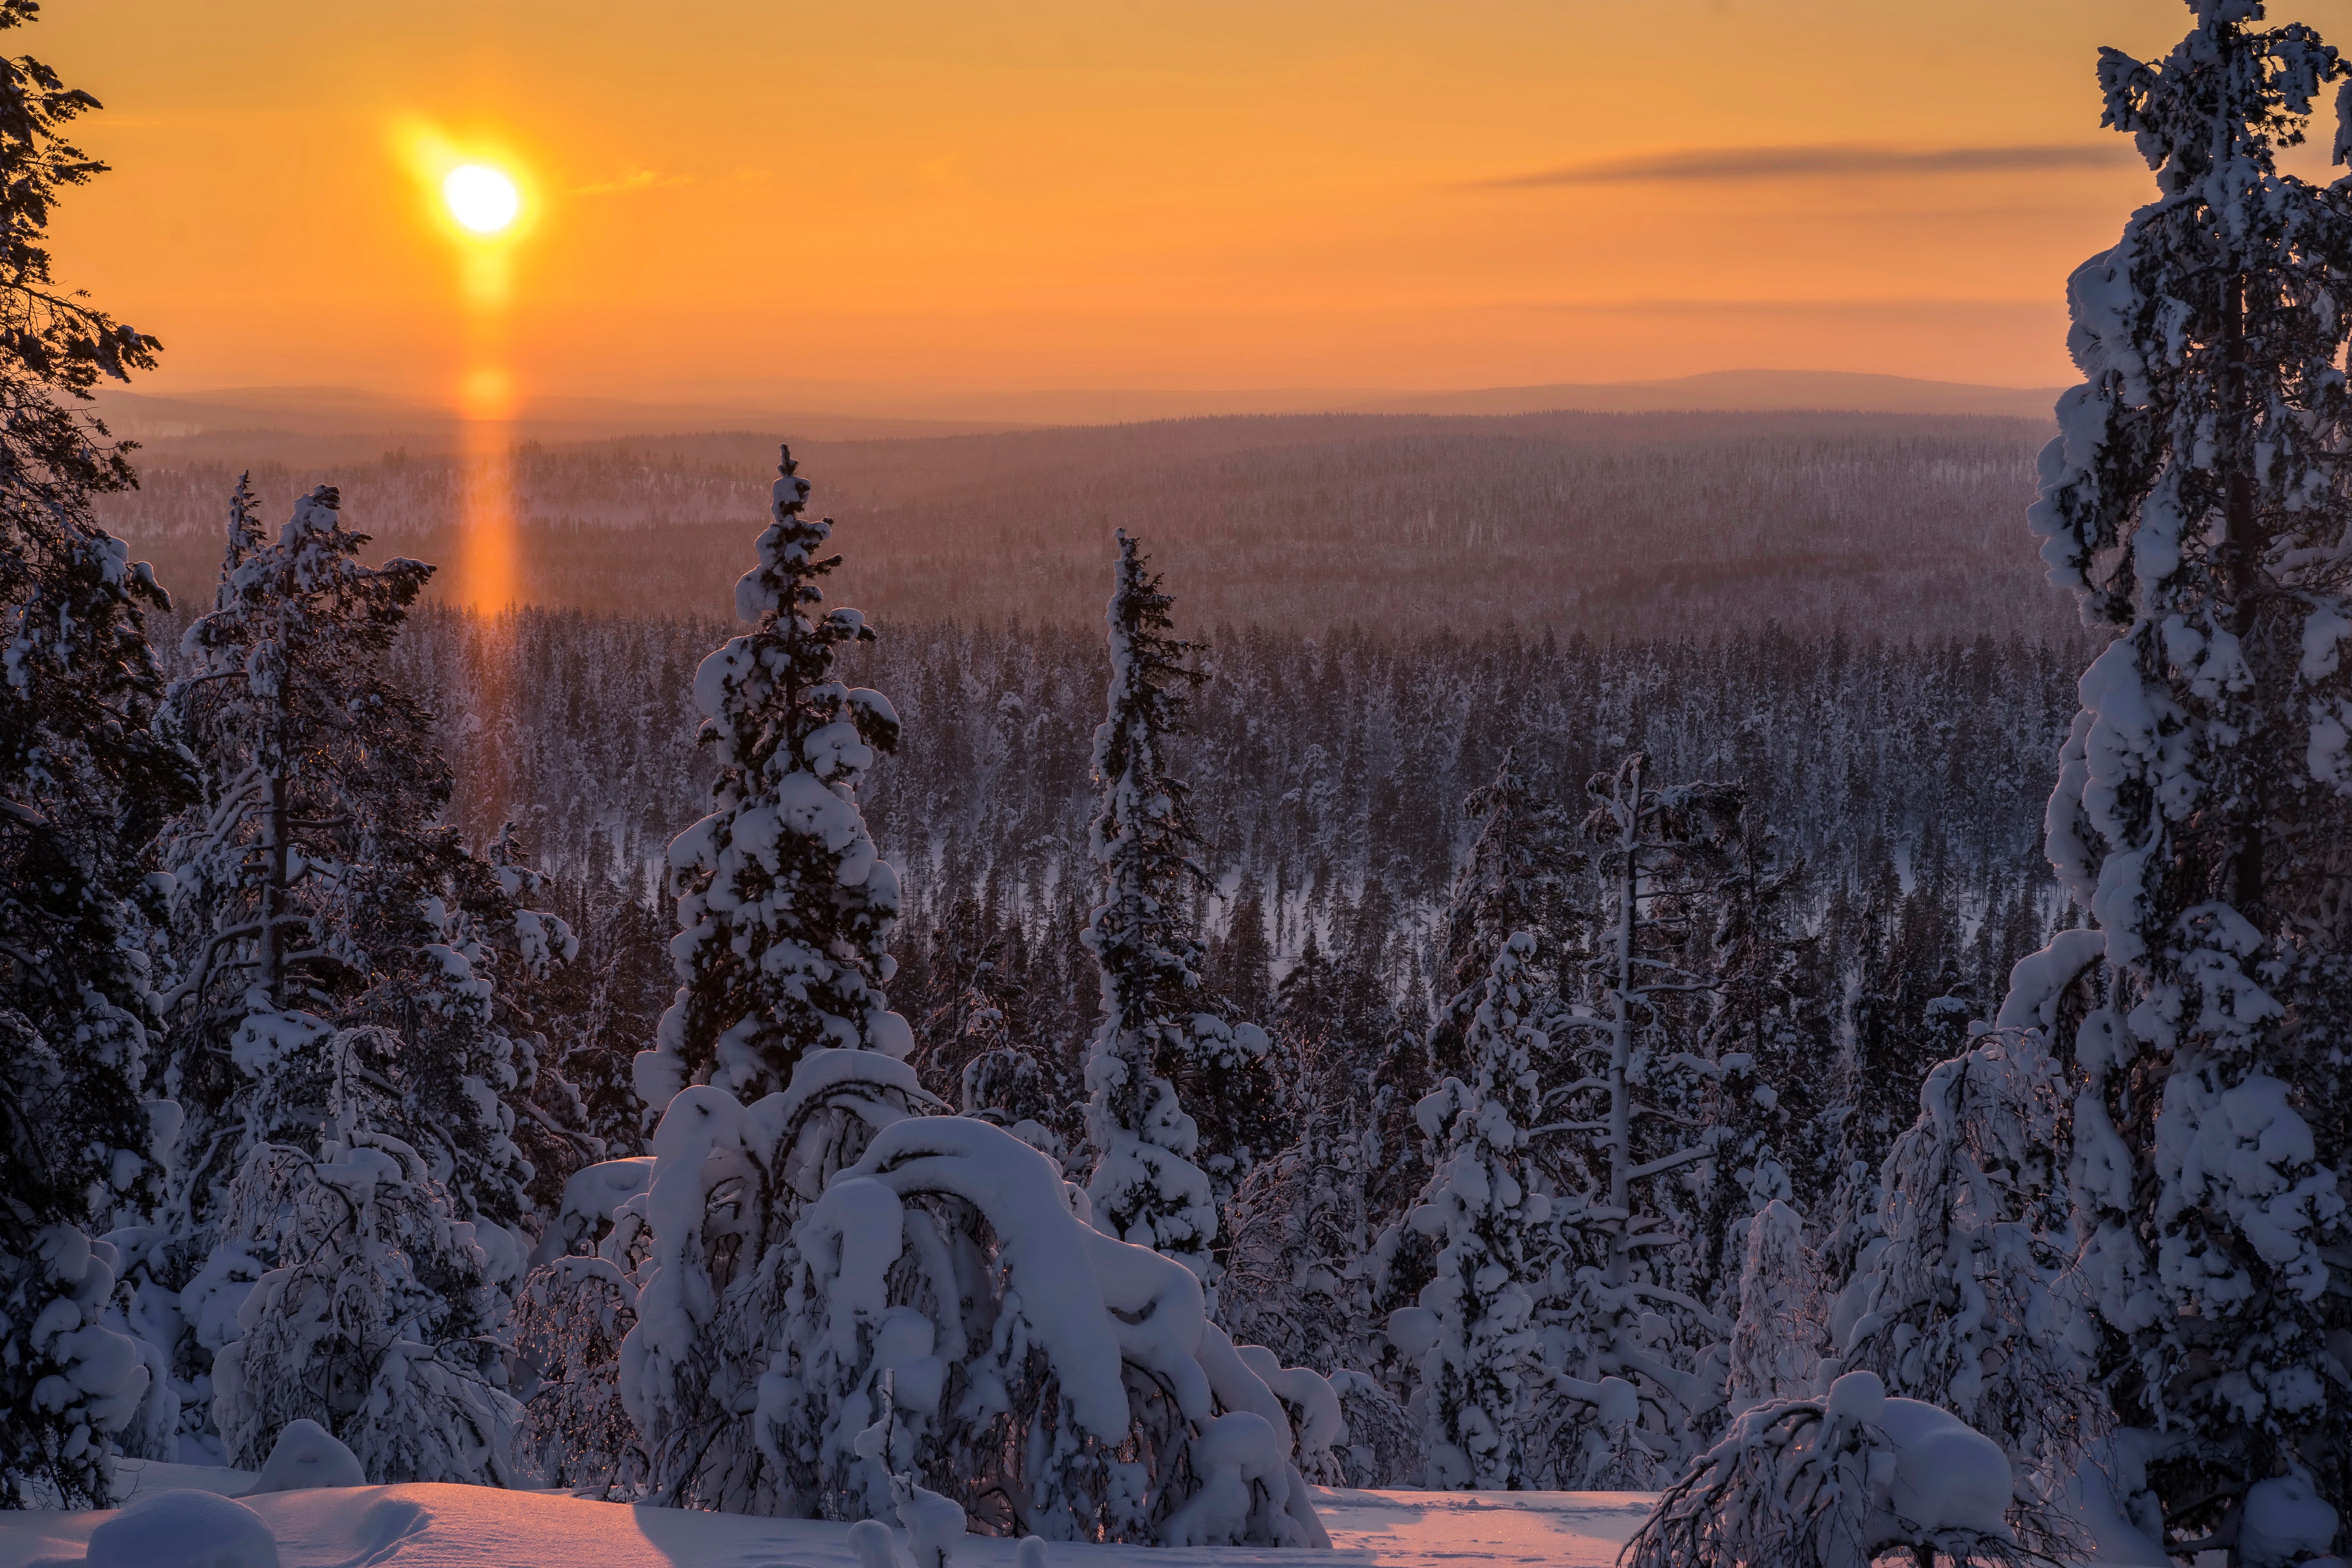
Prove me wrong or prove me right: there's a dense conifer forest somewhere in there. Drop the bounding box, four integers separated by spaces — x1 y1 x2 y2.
102 410 2068 639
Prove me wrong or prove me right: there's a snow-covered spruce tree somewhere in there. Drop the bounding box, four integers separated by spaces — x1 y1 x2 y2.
1080 531 1224 1288
618 458 925 1509
637 444 908 1111
2028 3 2352 1548
1425 753 1581 1085
0 4 187 1507
1723 1199 1825 1414
1220 931 1383 1377
1688 803 1832 1318
926 883 1079 1162
1839 1029 2088 1551
484 823 600 1219
1397 930 1560 1490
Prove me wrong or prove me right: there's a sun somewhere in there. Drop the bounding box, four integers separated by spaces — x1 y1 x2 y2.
443 164 520 235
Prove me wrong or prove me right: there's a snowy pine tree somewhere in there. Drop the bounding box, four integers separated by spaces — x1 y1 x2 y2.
1529 757 1740 1481
638 444 908 1110
2027 2 2352 1549
1081 531 1222 1286
0 4 186 1506
1724 1200 1825 1413
153 483 436 1234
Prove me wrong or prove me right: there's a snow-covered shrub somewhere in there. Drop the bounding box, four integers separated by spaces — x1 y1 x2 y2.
245 1418 364 1493
621 1049 936 1511
1624 1371 2033 1568
513 1256 643 1495
1725 1199 1825 1412
1234 1344 1345 1485
1843 1028 2088 1491
513 1155 653 1494
1326 1369 1416 1488
759 1112 1328 1546
207 1127 521 1486
0 1218 151 1509
958 1046 1070 1163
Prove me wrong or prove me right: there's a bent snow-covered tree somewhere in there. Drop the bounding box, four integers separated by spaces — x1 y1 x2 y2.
759 1111 1329 1545
618 1051 936 1511
0 0 185 1508
2028 1 2352 1550
205 1029 522 1486
640 444 908 1110
1081 531 1222 1288
1840 1029 2088 1521
1625 1370 2028 1568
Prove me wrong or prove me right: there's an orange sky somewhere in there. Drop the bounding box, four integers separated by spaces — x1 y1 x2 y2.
42 0 2333 407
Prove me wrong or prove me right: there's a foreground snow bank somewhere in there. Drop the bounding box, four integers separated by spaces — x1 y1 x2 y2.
0 1482 1655 1568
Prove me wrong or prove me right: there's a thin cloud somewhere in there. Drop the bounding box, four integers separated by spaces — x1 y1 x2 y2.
573 167 694 196
1465 143 2133 190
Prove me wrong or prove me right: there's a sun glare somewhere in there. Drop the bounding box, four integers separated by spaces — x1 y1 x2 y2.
443 164 519 234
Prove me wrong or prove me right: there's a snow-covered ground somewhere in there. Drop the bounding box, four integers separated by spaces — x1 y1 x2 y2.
0 1466 1656 1568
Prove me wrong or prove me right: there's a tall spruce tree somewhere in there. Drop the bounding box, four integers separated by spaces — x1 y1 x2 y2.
638 444 909 1112
2030 2 2352 1552
0 1 187 1508
1081 531 1223 1285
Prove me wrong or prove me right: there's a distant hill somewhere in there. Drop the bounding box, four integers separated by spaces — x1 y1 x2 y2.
1347 369 2063 420
95 368 2061 447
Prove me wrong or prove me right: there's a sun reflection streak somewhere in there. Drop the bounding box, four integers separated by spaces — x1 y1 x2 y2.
458 365 518 613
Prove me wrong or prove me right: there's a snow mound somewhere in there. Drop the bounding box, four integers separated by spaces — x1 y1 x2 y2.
84 1490 278 1568
243 1420 363 1494
1823 1369 1885 1423
1874 1398 2011 1537
849 1518 902 1568
2241 1475 2340 1568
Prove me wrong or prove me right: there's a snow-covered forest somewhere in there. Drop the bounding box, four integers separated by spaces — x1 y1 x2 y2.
11 3 2352 1568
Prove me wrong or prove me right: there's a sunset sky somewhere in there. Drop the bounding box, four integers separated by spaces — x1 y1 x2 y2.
43 0 2339 410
